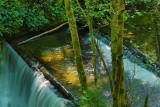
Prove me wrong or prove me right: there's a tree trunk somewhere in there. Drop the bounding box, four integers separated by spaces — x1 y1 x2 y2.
143 95 149 107
85 0 97 86
110 0 126 106
155 13 160 62
156 36 160 62
94 39 113 93
64 0 87 91
75 0 98 86
152 8 160 62
118 0 126 106
110 0 119 106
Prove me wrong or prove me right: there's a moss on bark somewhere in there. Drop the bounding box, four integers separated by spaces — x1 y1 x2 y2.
110 0 126 106
64 0 87 91
85 0 97 86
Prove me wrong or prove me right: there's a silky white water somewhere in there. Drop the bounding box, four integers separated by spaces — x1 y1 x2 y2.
0 42 73 107
97 38 160 86
84 32 160 106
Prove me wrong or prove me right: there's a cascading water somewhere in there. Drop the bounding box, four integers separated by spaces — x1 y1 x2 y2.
0 42 74 107
83 33 160 106
94 34 160 85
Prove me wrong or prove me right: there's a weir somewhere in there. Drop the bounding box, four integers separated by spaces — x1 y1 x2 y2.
84 33 160 87
94 33 160 74
0 42 74 107
4 27 160 107
97 36 160 86
83 33 160 106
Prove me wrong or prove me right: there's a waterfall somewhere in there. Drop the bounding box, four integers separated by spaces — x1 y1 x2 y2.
92 34 160 86
0 42 74 107
92 34 160 106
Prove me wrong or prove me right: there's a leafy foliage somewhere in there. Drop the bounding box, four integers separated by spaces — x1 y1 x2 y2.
77 89 108 107
24 6 48 31
49 2 66 23
0 0 25 36
73 0 110 29
0 0 66 36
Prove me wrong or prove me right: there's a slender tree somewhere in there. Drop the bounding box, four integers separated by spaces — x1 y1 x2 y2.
85 0 97 86
76 0 114 94
75 0 98 86
143 95 149 107
110 0 126 106
64 0 87 91
156 36 160 62
152 5 160 62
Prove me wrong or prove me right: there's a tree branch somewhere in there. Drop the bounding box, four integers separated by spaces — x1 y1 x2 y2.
18 22 68 45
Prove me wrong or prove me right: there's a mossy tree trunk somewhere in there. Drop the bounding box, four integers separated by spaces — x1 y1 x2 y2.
110 0 126 106
118 0 126 106
154 11 160 62
75 0 98 86
85 0 97 86
110 0 119 106
156 36 160 62
152 5 160 62
155 33 160 62
64 0 87 91
94 39 113 93
143 95 149 107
